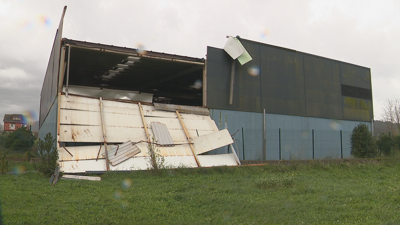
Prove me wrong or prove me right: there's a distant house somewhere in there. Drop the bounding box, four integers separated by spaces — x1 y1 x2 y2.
3 114 27 132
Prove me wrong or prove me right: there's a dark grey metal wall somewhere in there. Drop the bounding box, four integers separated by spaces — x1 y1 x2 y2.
206 38 373 122
39 7 66 127
39 30 62 127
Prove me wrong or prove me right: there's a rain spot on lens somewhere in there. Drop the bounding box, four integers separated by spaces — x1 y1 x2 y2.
13 165 25 175
122 178 132 189
136 43 147 55
248 66 260 76
114 190 123 199
121 200 129 209
260 29 270 39
190 79 202 89
38 15 52 27
329 120 342 131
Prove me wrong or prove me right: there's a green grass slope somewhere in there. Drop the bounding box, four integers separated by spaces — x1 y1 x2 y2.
1 161 400 224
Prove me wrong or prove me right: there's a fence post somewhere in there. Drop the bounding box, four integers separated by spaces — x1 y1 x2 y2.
312 129 315 160
340 130 343 159
242 127 245 160
279 128 281 160
262 109 266 161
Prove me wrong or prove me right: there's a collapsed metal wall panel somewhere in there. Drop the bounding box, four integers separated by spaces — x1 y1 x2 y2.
59 95 217 143
58 95 238 172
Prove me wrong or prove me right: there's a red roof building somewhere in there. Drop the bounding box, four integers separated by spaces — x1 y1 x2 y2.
3 114 27 132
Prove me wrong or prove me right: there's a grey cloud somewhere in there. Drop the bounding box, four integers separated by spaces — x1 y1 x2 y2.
0 0 398 126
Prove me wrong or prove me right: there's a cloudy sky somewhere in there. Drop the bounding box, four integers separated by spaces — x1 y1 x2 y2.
0 0 399 127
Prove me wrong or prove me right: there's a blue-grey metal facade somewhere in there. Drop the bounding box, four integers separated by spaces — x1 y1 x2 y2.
38 97 58 143
210 109 370 160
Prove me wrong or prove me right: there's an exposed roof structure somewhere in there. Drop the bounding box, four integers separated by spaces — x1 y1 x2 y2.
62 38 205 106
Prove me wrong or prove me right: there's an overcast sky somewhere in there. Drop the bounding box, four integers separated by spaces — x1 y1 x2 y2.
0 0 399 127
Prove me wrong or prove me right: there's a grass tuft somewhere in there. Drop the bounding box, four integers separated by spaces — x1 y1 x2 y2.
254 173 295 189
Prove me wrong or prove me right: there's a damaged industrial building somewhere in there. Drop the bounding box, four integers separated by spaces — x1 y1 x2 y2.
39 7 373 173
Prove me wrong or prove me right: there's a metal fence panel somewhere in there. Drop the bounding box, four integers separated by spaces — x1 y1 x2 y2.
266 129 279 160
209 109 262 160
208 109 371 160
314 130 341 159
280 129 313 160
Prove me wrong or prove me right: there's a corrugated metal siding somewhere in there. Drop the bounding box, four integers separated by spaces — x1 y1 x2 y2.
303 54 343 119
260 44 306 116
106 141 141 166
151 122 174 146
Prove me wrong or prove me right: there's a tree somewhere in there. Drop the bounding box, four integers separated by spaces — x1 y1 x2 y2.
35 132 58 177
350 123 378 158
4 127 36 152
382 97 400 135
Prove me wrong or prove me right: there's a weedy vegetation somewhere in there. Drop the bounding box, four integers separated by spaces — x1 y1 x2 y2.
146 138 165 172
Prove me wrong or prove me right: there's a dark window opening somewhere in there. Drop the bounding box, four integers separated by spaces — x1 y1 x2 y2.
341 84 372 100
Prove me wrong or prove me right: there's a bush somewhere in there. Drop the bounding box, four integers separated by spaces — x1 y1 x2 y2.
350 123 378 158
0 148 9 174
4 127 35 152
376 133 393 156
23 150 35 161
34 132 58 177
392 135 400 151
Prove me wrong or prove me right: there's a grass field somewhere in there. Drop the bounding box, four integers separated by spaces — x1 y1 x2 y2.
1 159 400 224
